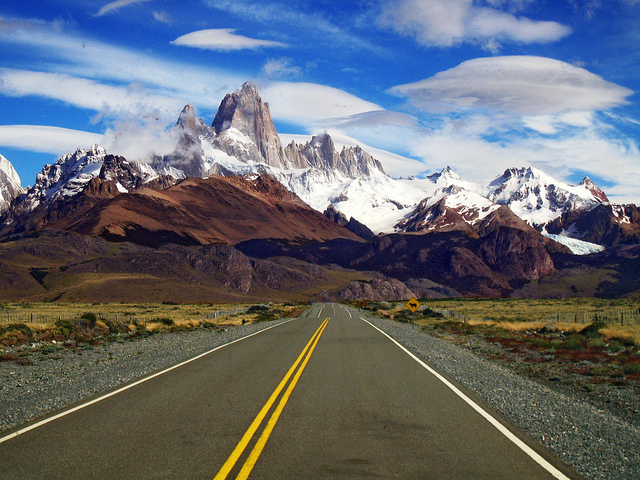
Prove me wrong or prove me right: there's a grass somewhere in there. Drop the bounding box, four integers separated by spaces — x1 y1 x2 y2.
364 298 640 392
0 302 308 351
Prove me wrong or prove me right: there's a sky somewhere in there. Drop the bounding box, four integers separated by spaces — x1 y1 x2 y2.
0 0 639 203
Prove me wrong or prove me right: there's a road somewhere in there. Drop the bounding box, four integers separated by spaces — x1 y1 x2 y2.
0 303 581 479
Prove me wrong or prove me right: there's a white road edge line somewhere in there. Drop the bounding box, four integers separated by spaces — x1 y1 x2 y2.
0 318 297 445
361 317 571 480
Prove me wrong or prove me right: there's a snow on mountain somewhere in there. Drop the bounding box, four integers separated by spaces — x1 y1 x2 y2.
4 81 633 256
395 184 500 233
0 154 24 214
18 145 108 214
486 166 605 230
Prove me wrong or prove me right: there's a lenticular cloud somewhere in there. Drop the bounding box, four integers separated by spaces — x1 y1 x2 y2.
390 56 633 115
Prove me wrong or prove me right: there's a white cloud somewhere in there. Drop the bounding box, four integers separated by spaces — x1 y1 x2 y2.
0 18 245 115
390 56 633 115
152 11 173 25
261 82 384 126
96 0 153 17
101 120 182 162
171 29 287 51
261 58 301 79
0 69 186 120
377 0 571 50
0 125 104 154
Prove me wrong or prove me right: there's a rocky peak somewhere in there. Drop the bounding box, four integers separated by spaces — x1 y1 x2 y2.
579 176 609 203
427 166 461 184
0 154 25 214
177 104 197 131
211 82 287 168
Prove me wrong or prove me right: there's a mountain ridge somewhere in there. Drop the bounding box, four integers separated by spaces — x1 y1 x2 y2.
1 82 640 300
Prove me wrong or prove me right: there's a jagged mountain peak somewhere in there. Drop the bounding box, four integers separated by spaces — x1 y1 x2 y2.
486 165 609 232
211 82 286 168
428 166 462 184
579 176 609 203
177 103 197 131
0 153 25 214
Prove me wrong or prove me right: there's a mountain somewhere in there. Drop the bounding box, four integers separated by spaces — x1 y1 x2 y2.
485 167 640 249
395 185 500 235
486 166 606 230
0 154 24 214
4 81 640 300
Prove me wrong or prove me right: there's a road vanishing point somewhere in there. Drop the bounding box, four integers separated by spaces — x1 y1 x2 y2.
0 303 582 479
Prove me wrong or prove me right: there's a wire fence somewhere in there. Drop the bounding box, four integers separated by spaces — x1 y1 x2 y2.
201 307 248 321
430 308 640 326
0 307 250 326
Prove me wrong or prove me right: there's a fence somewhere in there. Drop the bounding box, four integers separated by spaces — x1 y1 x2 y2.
431 308 640 326
0 311 76 325
0 307 251 326
540 310 640 326
201 307 248 321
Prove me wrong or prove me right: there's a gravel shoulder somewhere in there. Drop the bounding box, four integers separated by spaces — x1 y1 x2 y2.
1 312 639 480
0 320 291 435
367 317 640 480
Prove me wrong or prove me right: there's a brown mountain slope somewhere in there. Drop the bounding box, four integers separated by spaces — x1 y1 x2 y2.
59 174 362 247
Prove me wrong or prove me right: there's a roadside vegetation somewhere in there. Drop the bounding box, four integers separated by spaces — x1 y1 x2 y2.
0 302 305 361
372 298 640 392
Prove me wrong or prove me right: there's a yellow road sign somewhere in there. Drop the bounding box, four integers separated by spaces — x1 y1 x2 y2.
406 297 421 313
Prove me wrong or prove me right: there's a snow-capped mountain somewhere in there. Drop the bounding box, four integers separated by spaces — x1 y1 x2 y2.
0 154 24 214
3 81 638 255
395 185 500 234
486 166 607 230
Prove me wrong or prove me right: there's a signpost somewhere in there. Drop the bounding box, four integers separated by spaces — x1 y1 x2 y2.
405 297 421 328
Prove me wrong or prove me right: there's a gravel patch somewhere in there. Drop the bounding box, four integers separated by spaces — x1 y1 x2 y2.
366 317 640 480
0 319 290 435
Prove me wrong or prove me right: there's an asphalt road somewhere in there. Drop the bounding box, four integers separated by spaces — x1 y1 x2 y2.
0 303 581 479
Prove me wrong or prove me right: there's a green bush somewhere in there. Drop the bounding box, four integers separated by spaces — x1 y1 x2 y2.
580 322 607 338
80 312 98 324
558 336 585 351
623 363 640 375
247 305 269 314
422 308 444 318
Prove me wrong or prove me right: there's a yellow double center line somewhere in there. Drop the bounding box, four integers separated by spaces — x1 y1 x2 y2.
213 318 330 480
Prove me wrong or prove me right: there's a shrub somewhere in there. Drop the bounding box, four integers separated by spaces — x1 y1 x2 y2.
558 336 585 351
156 318 175 326
247 305 269 314
80 312 98 324
580 322 607 338
0 323 33 346
623 363 640 375
422 308 444 318
606 341 626 353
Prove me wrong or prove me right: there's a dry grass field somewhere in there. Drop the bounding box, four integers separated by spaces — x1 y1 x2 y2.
0 302 307 349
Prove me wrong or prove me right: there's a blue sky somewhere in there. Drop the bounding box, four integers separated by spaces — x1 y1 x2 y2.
0 0 639 203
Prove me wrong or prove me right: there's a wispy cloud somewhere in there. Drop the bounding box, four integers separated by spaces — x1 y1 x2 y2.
152 11 173 25
0 125 104 154
0 17 245 117
377 0 572 51
261 58 301 79
171 29 287 51
205 0 387 54
96 0 153 17
0 68 186 120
